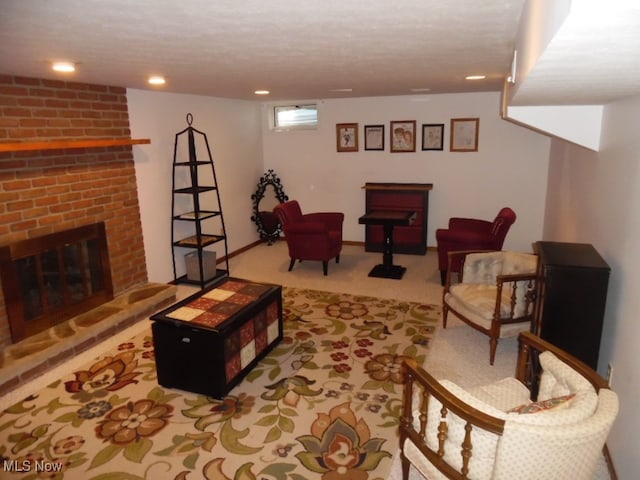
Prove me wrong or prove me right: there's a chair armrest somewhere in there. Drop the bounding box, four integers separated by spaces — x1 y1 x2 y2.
403 358 505 433
448 217 493 232
494 273 537 323
303 212 344 231
401 358 505 479
496 272 538 284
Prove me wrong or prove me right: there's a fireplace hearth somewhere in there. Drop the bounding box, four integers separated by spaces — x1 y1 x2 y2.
0 222 113 344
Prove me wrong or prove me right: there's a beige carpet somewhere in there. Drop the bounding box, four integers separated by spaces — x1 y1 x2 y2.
230 242 516 388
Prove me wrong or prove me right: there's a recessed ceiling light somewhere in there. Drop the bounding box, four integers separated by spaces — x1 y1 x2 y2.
465 75 486 80
254 90 270 95
148 75 166 86
52 62 75 73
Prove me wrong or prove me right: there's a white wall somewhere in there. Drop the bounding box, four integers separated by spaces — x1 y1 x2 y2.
543 94 640 479
127 90 550 283
262 92 551 251
506 104 603 151
127 89 263 283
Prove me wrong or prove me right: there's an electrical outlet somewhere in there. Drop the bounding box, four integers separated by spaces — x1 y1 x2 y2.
606 363 614 386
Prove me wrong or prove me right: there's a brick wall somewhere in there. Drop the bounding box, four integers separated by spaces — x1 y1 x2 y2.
0 75 148 349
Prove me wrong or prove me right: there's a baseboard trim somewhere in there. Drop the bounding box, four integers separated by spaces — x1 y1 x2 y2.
220 238 435 260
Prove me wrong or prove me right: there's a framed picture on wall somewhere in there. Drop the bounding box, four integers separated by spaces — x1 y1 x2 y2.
450 118 479 152
421 123 444 151
336 123 359 152
390 120 416 152
364 124 385 151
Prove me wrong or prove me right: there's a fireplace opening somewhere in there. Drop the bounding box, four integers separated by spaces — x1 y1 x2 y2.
0 222 113 343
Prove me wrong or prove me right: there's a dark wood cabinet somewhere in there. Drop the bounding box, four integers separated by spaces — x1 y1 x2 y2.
533 241 610 369
363 182 433 254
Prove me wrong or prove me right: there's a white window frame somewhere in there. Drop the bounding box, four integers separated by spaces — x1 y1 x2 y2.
271 104 318 130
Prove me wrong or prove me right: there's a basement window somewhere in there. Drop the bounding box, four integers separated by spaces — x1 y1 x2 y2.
273 104 318 129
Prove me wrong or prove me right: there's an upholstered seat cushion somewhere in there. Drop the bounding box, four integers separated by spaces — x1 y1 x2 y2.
468 377 531 412
447 284 515 318
444 288 531 338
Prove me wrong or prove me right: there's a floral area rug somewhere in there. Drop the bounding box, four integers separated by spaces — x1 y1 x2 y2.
0 287 439 480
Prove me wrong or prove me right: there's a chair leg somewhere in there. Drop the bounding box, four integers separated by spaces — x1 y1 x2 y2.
400 450 410 480
489 337 498 365
442 304 449 328
335 254 340 264
288 258 296 271
322 260 328 276
440 270 446 286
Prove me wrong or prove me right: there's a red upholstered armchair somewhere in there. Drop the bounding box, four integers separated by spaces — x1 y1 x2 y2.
273 200 344 275
435 207 516 285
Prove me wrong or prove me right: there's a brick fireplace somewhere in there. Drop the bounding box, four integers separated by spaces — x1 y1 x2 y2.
0 74 149 350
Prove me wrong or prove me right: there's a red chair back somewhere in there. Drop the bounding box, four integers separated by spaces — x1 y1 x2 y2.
435 207 517 285
490 207 517 249
274 200 303 228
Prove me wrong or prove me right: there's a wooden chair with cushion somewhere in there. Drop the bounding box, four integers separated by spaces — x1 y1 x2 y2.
400 331 619 480
442 250 538 365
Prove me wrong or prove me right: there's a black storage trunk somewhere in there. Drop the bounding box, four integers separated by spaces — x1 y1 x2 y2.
151 276 282 398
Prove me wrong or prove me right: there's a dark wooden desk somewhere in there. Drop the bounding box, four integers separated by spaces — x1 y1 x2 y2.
358 211 416 279
362 183 432 255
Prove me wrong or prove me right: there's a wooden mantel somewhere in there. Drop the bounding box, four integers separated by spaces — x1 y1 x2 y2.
0 138 151 153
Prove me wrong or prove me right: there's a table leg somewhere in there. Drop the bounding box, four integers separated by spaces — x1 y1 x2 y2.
383 223 394 269
367 223 407 279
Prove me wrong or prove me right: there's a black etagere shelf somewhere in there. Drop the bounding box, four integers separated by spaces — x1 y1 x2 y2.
171 113 229 288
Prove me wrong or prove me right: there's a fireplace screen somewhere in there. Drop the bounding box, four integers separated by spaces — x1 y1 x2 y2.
0 222 113 343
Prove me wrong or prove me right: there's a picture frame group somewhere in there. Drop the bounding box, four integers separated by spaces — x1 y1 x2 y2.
336 117 478 153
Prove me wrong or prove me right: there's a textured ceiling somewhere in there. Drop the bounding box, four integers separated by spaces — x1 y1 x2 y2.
1 0 639 104
510 1 640 106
